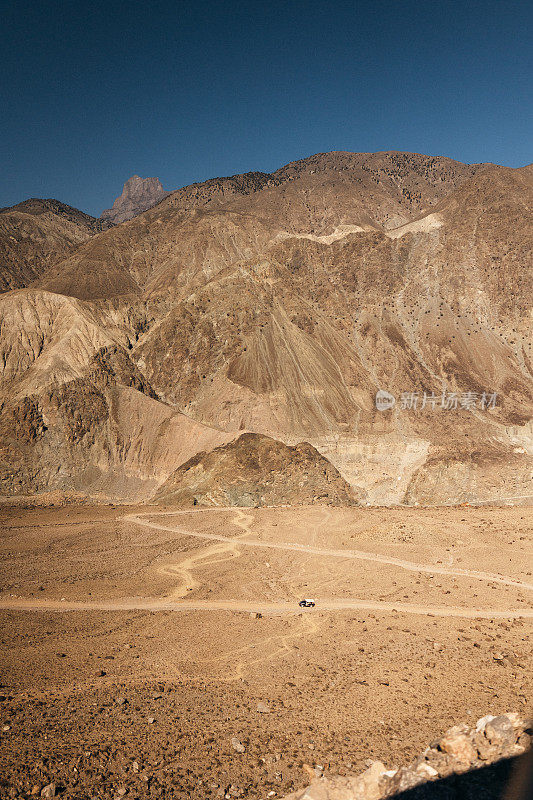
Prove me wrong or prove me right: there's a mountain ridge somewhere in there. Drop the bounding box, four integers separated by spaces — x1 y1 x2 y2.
1 150 531 505
0 199 111 292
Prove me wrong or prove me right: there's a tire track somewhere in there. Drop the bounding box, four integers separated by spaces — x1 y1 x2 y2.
0 507 532 620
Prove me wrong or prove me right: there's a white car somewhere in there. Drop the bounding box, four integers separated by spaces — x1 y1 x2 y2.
298 598 316 608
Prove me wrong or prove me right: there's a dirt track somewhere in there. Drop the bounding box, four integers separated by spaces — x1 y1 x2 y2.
0 503 531 800
1 507 531 619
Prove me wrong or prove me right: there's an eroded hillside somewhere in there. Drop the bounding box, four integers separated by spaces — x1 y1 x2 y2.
1 152 531 503
0 199 110 292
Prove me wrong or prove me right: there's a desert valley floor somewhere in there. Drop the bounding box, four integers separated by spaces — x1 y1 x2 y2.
0 503 532 799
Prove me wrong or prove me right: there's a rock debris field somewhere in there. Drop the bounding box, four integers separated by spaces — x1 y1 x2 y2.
0 502 531 799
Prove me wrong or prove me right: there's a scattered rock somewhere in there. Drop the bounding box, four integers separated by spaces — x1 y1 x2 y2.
475 714 496 732
349 761 387 800
438 732 477 764
485 715 516 746
384 765 425 794
231 737 245 753
415 762 438 779
280 713 531 800
40 784 56 799
473 730 500 761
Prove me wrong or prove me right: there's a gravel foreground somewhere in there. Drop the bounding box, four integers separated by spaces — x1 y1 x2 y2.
0 707 530 800
0 504 531 799
281 712 532 799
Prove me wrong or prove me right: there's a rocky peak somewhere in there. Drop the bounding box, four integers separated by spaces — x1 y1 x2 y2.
100 175 171 224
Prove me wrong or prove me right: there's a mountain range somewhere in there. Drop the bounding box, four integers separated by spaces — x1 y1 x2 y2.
0 151 531 505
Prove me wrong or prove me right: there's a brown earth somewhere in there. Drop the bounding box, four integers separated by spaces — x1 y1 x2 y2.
0 503 531 799
0 151 531 505
154 433 362 507
0 199 110 292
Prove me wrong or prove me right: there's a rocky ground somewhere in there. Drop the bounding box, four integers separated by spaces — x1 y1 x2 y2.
282 712 532 799
0 504 531 799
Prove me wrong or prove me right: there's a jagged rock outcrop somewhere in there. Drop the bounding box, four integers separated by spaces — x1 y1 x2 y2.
282 713 532 799
154 432 363 507
100 175 170 224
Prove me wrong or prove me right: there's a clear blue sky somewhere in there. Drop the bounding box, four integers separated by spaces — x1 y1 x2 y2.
1 0 531 216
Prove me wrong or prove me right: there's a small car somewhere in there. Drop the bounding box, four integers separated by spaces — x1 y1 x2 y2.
298 599 316 608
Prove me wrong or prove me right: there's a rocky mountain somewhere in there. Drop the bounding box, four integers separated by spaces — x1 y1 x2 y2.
100 175 171 224
0 151 531 503
0 199 110 292
154 432 361 507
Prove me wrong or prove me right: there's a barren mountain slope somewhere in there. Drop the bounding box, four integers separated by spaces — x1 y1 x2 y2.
0 199 109 292
261 149 487 230
35 152 486 301
155 432 362 506
0 290 234 498
1 153 531 503
126 164 532 502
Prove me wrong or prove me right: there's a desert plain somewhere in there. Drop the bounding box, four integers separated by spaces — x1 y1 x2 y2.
0 501 531 799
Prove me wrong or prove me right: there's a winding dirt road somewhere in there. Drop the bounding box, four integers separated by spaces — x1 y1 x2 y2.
1 507 532 620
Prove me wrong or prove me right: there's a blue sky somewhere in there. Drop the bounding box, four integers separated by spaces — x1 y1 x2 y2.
1 0 531 215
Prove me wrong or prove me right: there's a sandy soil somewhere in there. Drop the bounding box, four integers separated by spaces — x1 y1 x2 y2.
0 503 531 799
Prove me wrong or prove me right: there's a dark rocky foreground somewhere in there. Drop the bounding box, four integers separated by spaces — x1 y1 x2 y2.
282 713 531 799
